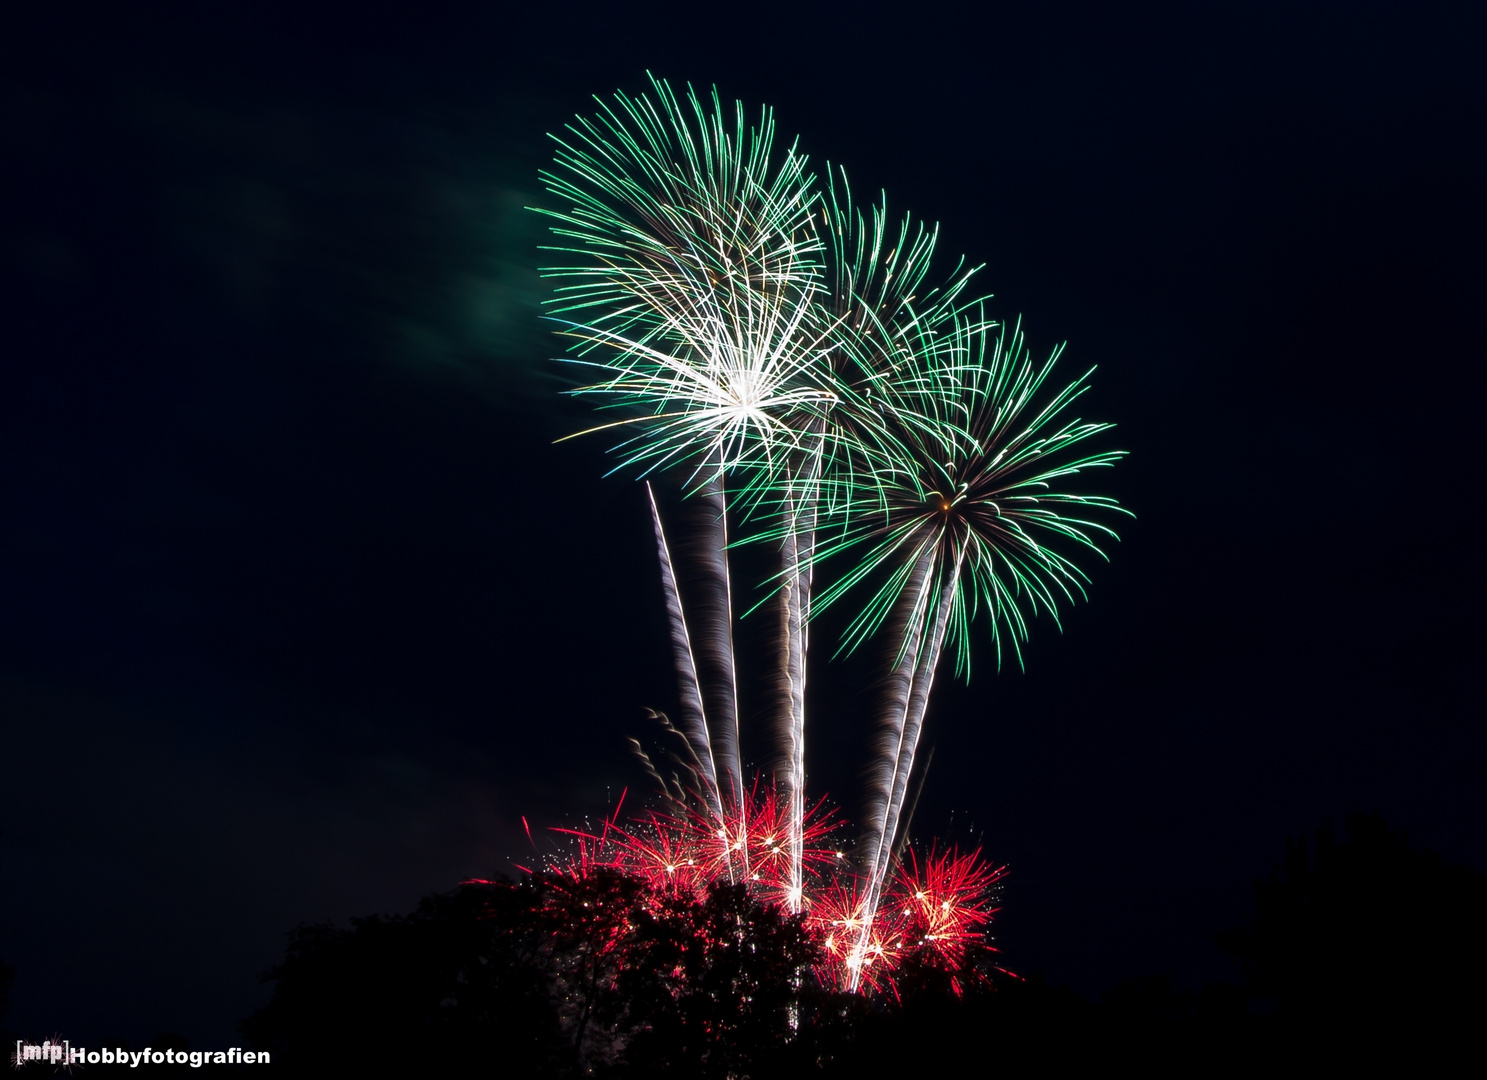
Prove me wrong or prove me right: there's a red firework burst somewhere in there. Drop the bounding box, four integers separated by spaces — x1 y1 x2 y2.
527 781 1004 995
725 780 844 906
887 846 1007 972
804 876 909 994
589 779 843 907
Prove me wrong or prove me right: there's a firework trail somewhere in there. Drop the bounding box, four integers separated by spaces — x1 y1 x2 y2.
647 471 746 869
760 431 825 913
644 482 726 833
810 313 1128 984
776 511 810 911
849 553 961 988
685 469 745 826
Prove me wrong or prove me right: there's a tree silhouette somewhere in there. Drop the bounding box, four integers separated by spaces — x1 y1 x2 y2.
611 881 819 1077
243 813 1487 1074
1219 812 1487 1060
243 882 568 1076
243 871 824 1077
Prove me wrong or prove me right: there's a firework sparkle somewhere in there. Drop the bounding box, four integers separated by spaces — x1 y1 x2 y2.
522 781 1002 996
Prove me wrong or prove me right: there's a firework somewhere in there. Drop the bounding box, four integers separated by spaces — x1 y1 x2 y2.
537 73 835 490
889 846 1007 975
756 169 986 913
804 846 1006 996
810 312 1128 985
538 79 848 899
583 778 843 911
536 78 1128 993
528 783 1000 995
813 313 1128 671
539 82 980 919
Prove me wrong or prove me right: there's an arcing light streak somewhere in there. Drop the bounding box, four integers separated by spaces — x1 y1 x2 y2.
645 482 727 843
776 513 810 912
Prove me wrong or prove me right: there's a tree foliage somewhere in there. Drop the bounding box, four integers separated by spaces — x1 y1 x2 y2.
242 815 1486 1075
1218 812 1487 1045
243 870 825 1077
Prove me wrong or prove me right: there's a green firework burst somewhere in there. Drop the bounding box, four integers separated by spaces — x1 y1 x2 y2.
534 73 837 497
812 311 1131 675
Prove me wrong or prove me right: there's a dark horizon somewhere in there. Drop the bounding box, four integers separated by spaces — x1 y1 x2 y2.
3 1 1484 1050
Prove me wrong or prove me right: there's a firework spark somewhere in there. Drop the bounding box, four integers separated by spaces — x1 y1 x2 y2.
890 846 1006 974
594 778 841 911
527 786 999 995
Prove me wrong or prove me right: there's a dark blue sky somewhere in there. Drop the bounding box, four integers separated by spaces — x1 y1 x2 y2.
3 1 1483 1048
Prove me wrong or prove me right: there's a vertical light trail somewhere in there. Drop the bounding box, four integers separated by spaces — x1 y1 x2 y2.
690 469 747 873
777 530 806 913
846 544 934 991
881 554 961 881
776 446 820 915
847 548 962 991
646 481 730 877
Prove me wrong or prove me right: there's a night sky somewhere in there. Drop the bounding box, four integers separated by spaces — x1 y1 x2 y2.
3 2 1484 1050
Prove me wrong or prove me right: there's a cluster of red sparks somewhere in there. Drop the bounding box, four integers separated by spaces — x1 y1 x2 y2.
810 846 1006 994
516 782 1007 995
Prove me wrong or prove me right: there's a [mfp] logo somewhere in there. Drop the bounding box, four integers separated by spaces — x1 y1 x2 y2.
12 1038 272 1068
